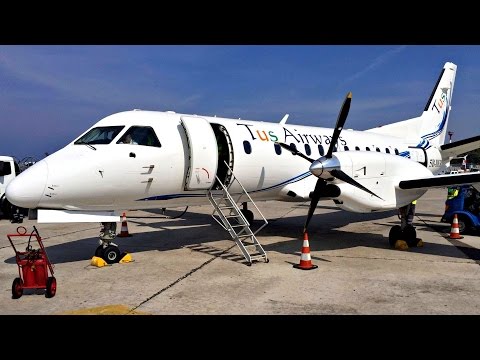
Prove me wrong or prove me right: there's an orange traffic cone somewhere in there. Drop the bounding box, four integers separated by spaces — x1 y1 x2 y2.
117 212 132 237
293 232 318 270
448 214 463 239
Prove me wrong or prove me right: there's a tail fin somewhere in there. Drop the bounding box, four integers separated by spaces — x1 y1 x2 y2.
418 62 457 148
366 62 457 148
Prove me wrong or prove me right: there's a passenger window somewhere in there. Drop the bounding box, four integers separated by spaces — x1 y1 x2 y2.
366 147 370 151
289 143 297 152
355 146 360 151
385 148 390 154
394 148 399 155
117 126 161 147
376 147 381 152
243 141 252 154
304 144 311 156
318 145 324 156
333 144 338 152
344 146 349 151
274 143 282 155
75 126 125 145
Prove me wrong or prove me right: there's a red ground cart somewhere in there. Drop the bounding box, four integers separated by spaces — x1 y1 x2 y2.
8 226 56 299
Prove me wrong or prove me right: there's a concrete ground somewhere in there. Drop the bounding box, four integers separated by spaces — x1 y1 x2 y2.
1 188 479 315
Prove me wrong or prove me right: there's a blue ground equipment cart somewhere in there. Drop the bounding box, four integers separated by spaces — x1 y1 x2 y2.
441 185 480 234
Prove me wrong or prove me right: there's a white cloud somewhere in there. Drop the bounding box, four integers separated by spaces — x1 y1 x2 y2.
0 46 199 109
339 46 407 86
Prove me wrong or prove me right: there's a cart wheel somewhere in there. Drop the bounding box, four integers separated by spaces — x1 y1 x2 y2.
12 278 23 299
95 245 104 258
103 245 121 264
46 277 57 298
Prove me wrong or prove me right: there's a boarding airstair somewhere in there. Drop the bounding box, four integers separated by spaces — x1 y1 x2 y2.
207 166 268 266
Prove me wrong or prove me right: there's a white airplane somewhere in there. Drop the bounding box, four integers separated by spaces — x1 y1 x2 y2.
6 61 480 264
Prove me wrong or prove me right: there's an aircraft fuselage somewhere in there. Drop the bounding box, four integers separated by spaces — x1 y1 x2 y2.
7 110 439 214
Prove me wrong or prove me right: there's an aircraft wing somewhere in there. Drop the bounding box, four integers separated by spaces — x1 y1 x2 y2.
399 172 480 191
440 135 480 159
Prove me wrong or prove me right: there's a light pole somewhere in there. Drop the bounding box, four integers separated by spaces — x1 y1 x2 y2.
448 131 454 143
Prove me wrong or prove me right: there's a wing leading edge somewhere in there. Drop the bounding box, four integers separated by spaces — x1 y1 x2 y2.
399 172 480 190
440 135 480 159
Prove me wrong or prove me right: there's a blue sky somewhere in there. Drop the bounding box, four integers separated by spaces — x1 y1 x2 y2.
1 45 479 161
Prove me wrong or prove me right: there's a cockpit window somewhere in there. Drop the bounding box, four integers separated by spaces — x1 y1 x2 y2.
0 161 12 176
75 126 124 145
117 126 161 147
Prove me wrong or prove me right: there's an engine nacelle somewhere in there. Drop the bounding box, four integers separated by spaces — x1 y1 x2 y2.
407 146 443 174
323 151 432 213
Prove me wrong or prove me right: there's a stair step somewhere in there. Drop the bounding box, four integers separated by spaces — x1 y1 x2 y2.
237 234 253 239
215 201 232 206
250 254 267 260
207 173 268 266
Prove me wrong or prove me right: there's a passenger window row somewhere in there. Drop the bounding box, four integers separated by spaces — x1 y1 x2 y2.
243 141 400 156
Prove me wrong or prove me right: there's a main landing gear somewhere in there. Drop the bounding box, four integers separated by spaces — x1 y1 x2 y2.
241 202 254 225
95 222 122 264
388 203 423 250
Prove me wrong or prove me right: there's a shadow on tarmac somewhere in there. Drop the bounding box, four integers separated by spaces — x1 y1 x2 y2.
4 206 480 265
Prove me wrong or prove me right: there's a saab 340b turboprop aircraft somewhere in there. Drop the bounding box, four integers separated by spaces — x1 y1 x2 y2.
6 61 480 264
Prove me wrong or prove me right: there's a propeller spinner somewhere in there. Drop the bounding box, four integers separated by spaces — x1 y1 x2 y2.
277 92 382 233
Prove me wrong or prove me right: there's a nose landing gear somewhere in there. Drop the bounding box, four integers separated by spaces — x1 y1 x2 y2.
93 222 125 265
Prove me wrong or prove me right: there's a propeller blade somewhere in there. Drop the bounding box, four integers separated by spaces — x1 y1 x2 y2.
325 92 352 159
276 142 315 163
303 178 326 233
330 169 383 200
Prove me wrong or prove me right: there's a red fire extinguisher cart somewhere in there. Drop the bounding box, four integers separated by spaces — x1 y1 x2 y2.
8 226 56 299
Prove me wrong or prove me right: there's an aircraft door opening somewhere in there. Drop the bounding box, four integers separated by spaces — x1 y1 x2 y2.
181 116 218 190
408 146 427 167
211 124 234 190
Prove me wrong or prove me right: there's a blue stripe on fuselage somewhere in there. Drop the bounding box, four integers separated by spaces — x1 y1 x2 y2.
136 171 313 201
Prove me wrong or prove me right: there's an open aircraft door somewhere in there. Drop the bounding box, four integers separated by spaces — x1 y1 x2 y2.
181 116 218 190
408 146 427 167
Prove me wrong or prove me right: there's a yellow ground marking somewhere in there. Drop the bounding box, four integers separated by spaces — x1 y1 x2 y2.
59 304 149 315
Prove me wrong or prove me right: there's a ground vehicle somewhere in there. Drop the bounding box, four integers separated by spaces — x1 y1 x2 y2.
449 156 467 172
0 156 30 221
441 185 480 234
0 156 21 219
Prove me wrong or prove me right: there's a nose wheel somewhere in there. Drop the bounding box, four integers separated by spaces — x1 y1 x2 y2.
95 245 104 258
95 243 123 264
96 222 123 264
103 245 121 264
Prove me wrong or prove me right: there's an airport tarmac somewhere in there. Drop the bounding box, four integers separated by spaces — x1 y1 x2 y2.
1 188 480 315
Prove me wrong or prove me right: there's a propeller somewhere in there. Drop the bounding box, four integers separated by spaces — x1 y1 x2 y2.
330 169 382 200
303 176 326 233
326 92 351 159
276 92 383 233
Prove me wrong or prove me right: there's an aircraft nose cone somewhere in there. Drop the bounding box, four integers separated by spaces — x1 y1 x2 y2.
309 160 324 177
6 160 48 209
